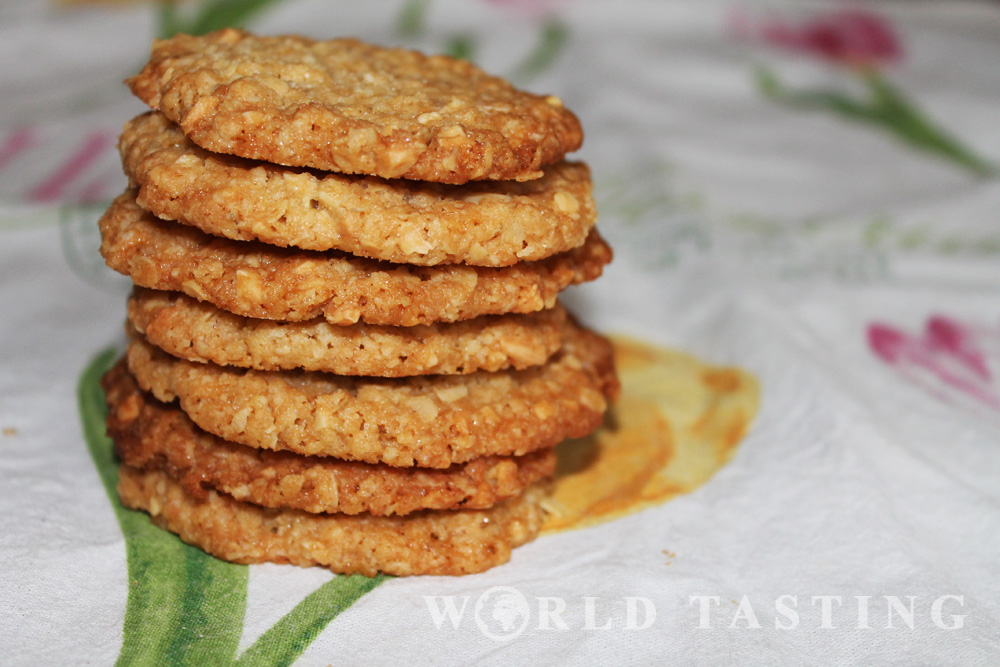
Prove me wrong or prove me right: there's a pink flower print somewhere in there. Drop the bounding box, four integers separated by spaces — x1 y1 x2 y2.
742 10 902 68
868 315 1000 411
0 127 36 173
925 316 991 381
28 129 115 203
733 7 995 175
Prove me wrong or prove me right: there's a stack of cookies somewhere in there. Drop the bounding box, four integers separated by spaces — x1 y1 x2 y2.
98 29 617 576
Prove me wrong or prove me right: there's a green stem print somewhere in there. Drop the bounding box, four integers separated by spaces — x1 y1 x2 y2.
756 67 995 177
397 0 431 37
79 350 386 666
233 576 384 667
395 0 569 80
445 35 477 62
157 0 290 38
511 20 569 81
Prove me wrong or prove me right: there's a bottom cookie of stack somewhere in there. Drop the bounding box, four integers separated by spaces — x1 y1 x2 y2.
117 466 548 577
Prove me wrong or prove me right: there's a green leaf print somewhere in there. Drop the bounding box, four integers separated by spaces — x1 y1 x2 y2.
756 67 996 177
78 349 386 666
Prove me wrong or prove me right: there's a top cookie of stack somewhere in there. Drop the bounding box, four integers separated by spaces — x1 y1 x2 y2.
99 29 616 576
130 29 583 184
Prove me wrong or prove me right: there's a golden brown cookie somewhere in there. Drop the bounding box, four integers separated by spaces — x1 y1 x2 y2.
121 112 596 266
118 465 546 576
127 287 565 377
102 360 555 515
99 191 612 326
126 321 619 468
127 29 582 183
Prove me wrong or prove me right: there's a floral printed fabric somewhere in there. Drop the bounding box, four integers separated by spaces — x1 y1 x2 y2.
735 8 994 175
1 1 999 665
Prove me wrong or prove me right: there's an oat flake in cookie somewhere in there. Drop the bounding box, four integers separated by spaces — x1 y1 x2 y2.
127 29 583 183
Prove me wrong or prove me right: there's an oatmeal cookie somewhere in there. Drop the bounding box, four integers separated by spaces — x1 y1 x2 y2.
126 321 619 468
103 360 555 515
121 112 595 266
118 466 547 576
99 191 611 326
127 287 565 376
127 30 582 183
